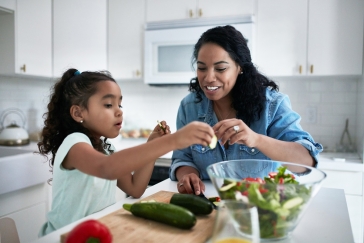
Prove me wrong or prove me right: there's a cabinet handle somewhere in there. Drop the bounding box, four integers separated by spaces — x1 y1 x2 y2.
136 70 141 77
20 64 26 73
198 9 203 17
310 65 314 74
189 9 194 18
299 65 302 74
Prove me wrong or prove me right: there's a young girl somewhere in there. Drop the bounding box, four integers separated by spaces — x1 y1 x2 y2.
37 68 215 236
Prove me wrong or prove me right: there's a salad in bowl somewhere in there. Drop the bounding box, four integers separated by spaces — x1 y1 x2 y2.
207 159 326 240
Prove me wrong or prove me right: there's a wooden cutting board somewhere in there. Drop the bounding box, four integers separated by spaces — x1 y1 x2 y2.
60 191 216 243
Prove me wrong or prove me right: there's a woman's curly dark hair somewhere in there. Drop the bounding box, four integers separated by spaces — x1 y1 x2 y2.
37 68 116 169
189 25 279 126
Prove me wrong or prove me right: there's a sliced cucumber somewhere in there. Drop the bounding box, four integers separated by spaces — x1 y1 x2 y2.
282 197 303 209
219 181 237 191
209 135 218 149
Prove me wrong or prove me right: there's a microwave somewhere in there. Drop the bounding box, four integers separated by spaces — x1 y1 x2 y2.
144 16 254 85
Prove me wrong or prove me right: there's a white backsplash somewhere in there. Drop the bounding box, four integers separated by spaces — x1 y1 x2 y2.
0 75 362 152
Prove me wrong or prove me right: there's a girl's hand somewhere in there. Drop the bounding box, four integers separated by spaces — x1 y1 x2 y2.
174 121 215 149
147 120 170 142
213 118 260 147
177 173 205 195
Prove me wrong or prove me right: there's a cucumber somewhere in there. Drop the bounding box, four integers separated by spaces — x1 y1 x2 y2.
209 135 218 149
123 202 196 229
170 193 213 215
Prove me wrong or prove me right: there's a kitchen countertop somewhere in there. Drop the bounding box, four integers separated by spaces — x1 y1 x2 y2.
318 152 364 172
30 179 354 243
3 139 363 171
0 144 50 195
109 137 364 172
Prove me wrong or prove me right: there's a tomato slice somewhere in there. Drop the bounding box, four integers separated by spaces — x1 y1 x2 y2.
268 172 278 178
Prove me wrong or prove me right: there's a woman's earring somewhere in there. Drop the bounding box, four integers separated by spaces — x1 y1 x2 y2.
240 71 243 75
80 120 83 123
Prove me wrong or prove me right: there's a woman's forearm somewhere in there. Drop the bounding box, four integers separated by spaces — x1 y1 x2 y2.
175 166 199 181
255 134 315 167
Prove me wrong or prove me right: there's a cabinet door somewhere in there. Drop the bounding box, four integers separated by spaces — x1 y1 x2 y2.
5 202 47 243
345 195 363 243
307 0 364 76
16 0 52 77
321 170 363 195
255 0 307 76
108 0 144 79
53 0 107 77
146 0 196 22
198 0 255 18
0 0 15 10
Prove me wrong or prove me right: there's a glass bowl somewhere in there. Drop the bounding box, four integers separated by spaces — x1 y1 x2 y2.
207 159 326 241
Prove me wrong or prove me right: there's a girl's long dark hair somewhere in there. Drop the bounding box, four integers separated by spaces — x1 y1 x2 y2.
190 25 279 126
37 68 116 169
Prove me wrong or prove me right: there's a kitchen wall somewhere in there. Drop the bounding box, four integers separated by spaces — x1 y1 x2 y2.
0 75 53 136
357 52 364 158
0 74 360 152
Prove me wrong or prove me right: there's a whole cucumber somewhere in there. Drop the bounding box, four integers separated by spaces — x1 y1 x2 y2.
170 193 213 215
123 202 196 229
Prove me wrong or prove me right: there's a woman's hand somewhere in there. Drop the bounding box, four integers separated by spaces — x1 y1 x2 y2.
176 166 205 195
213 118 260 147
147 120 170 142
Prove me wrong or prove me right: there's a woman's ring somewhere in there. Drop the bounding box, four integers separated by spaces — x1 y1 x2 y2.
179 183 184 187
233 125 239 133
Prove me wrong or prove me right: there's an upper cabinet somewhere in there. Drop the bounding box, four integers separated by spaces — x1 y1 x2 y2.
108 0 145 80
0 0 15 10
0 0 52 77
255 0 364 76
53 0 107 78
307 0 363 76
146 0 255 22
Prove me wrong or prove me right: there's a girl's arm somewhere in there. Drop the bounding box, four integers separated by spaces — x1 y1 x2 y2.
63 121 215 184
116 122 169 198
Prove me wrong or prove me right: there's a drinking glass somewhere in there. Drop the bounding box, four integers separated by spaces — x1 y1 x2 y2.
210 200 260 243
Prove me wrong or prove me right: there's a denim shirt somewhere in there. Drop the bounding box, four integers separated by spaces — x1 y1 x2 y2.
169 88 323 181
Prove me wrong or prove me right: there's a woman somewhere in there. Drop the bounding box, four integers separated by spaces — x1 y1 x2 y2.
169 25 323 195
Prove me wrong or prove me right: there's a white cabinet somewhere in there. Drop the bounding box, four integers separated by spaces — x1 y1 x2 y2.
0 0 52 77
255 0 364 76
321 169 363 243
16 0 52 77
0 183 49 243
0 0 15 10
108 0 145 80
145 0 255 22
198 0 255 19
307 0 363 76
53 0 107 77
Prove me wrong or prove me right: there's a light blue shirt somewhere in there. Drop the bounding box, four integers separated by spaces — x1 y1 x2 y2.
39 133 116 237
169 88 323 180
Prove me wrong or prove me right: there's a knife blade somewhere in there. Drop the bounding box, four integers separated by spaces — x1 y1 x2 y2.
191 184 218 209
196 192 218 210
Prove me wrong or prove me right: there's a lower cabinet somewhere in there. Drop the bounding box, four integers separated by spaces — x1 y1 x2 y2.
321 169 363 243
0 183 49 242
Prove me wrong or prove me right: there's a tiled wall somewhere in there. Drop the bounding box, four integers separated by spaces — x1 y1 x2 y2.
0 75 53 135
0 75 361 152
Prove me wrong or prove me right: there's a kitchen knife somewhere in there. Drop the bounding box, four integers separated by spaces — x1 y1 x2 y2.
192 188 217 210
189 183 218 209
